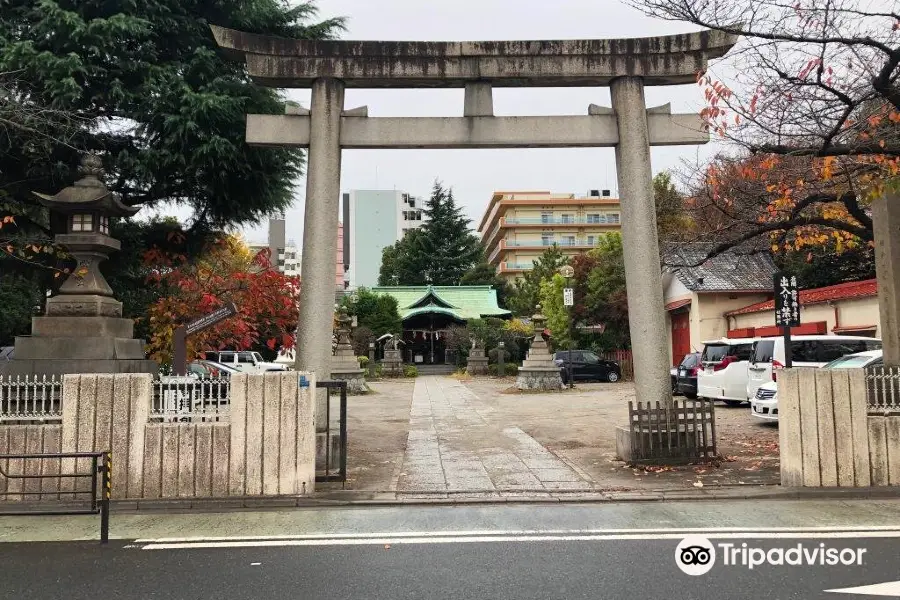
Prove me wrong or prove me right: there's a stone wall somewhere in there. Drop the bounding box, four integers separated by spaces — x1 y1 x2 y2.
0 372 316 501
779 369 900 487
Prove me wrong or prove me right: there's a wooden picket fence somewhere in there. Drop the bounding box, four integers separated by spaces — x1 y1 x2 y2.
627 399 717 464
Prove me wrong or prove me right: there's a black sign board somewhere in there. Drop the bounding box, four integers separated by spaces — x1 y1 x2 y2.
774 272 800 328
172 302 239 375
185 302 238 336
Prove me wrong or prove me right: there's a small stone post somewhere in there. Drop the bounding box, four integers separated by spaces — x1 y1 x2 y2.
368 342 376 378
498 341 506 377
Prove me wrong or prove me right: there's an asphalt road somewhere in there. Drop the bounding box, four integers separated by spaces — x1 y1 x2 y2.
2 530 898 599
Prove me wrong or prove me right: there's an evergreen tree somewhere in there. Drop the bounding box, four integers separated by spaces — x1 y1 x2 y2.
506 245 568 316
0 0 344 250
378 181 482 286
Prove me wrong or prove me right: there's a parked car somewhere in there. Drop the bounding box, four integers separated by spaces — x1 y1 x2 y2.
554 350 621 383
750 349 886 423
190 359 240 378
202 350 286 373
697 339 757 406
674 352 701 398
746 335 882 401
751 381 779 422
821 349 883 370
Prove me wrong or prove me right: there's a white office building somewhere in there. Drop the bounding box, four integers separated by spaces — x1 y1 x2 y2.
343 190 429 288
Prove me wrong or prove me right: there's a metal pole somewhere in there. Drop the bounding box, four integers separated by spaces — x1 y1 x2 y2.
783 325 793 369
100 452 110 544
339 383 348 487
567 276 573 389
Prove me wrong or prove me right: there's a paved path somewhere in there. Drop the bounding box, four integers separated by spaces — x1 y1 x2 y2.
397 377 592 495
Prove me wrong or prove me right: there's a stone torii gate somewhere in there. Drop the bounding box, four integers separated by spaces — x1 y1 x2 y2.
212 26 737 408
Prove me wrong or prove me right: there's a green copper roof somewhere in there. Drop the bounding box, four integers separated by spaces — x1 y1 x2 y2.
370 285 510 322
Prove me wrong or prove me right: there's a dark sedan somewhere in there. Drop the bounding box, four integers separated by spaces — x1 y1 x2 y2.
554 350 621 383
674 352 701 398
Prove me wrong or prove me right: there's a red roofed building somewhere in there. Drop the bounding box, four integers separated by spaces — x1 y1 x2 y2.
725 279 880 339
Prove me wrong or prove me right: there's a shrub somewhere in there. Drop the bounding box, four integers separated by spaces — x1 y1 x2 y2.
488 363 519 376
403 365 418 378
357 355 369 367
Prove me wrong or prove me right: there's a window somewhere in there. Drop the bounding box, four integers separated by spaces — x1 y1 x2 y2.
751 340 775 363
99 216 109 234
237 352 254 364
582 351 600 364
586 235 596 245
819 339 883 362
789 341 820 362
541 211 553 224
561 214 574 224
219 352 235 364
541 234 553 246
563 235 576 245
731 343 754 361
416 211 422 220
680 354 700 369
587 214 601 224
701 343 729 363
607 213 620 224
72 214 93 232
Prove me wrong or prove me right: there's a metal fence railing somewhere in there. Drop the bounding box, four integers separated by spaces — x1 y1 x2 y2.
0 451 111 543
0 376 63 424
866 367 900 413
151 377 230 423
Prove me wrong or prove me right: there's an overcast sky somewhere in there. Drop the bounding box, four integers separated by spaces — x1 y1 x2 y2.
234 0 727 246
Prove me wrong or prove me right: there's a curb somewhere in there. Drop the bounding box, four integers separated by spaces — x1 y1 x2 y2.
102 486 900 512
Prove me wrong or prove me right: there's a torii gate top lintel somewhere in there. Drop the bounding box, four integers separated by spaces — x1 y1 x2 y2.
210 25 737 88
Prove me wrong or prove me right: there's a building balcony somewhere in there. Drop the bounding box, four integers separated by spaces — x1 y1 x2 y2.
498 262 535 273
502 216 620 226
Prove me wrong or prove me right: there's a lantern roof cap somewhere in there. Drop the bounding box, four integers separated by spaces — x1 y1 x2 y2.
33 154 139 217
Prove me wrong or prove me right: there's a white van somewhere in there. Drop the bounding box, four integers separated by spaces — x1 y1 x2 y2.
746 335 882 400
202 350 286 373
697 338 758 406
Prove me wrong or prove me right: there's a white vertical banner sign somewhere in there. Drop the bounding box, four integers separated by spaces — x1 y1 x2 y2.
563 288 574 307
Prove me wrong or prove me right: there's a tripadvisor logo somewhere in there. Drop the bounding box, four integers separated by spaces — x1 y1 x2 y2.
675 536 867 575
676 536 716 576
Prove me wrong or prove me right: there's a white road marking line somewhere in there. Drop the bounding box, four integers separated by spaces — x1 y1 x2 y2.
825 581 900 596
141 530 900 550
134 525 900 544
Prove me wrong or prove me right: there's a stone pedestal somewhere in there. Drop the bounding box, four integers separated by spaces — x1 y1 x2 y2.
466 347 489 375
329 308 366 393
516 308 563 391
382 349 403 376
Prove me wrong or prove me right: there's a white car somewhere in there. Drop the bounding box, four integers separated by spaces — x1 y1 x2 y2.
750 349 885 422
751 381 779 421
696 338 757 406
202 350 286 373
746 335 881 401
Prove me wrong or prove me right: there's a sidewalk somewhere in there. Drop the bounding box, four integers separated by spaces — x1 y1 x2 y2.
4 496 900 543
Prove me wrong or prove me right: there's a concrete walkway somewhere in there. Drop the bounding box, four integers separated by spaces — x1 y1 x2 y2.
397 377 592 496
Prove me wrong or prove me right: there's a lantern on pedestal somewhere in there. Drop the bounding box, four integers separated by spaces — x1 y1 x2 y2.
0 154 158 376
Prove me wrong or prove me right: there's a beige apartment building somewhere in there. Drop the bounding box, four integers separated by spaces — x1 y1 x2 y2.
478 190 622 281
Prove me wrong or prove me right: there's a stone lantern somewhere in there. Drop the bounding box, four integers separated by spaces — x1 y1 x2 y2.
329 306 366 393
515 305 564 391
0 154 158 376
